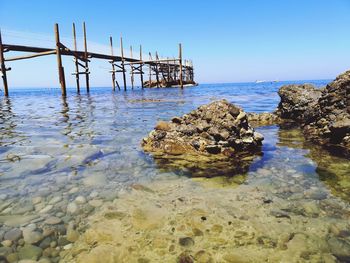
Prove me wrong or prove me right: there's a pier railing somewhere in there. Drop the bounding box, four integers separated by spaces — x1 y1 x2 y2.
0 23 194 96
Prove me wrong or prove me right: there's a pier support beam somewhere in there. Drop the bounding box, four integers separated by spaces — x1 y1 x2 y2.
72 23 80 93
0 29 9 96
120 36 127 91
130 46 134 89
148 52 152 86
83 22 90 92
54 24 67 96
140 45 144 88
179 43 183 88
109 36 116 91
155 52 160 88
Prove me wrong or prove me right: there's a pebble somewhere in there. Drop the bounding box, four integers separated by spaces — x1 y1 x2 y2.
179 237 195 247
75 196 86 204
18 244 43 260
1 239 13 247
48 196 62 205
31 196 42 205
88 199 103 207
4 228 22 241
39 205 53 214
66 202 79 214
23 229 44 244
69 187 79 194
44 216 62 225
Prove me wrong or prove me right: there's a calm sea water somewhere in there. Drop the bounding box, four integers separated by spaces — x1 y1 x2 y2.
1 81 350 262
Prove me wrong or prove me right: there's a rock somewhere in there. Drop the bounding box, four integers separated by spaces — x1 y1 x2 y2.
1 239 13 247
66 224 79 242
179 237 194 247
4 228 22 241
83 174 107 187
6 252 19 263
276 70 350 157
75 196 86 204
0 246 12 257
88 199 103 208
18 245 43 260
31 196 42 205
23 229 44 244
276 83 322 122
66 202 79 214
142 100 263 177
44 216 62 225
247 112 283 127
48 196 62 205
39 205 53 214
328 237 350 261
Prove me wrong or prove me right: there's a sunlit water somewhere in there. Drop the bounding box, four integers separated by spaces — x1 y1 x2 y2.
1 81 350 262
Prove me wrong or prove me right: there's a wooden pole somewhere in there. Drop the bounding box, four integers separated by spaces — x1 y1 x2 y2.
155 52 160 88
173 58 177 81
167 57 171 82
0 29 9 96
179 43 183 88
140 45 144 88
120 36 127 91
83 22 90 92
54 23 66 96
109 36 117 91
148 52 152 87
130 45 134 89
72 23 80 93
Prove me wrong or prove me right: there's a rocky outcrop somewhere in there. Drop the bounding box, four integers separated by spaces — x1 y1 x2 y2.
276 71 350 157
142 100 263 176
303 71 350 156
276 84 323 123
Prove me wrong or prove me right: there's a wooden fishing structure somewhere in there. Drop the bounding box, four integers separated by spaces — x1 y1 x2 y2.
0 23 195 97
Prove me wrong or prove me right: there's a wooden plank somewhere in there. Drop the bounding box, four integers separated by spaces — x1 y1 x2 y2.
5 50 56 62
54 24 66 96
72 23 80 93
83 22 90 92
0 29 9 96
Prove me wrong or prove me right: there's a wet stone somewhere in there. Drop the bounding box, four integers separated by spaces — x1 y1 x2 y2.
4 228 22 241
328 237 350 261
179 237 195 247
18 244 43 260
44 216 62 225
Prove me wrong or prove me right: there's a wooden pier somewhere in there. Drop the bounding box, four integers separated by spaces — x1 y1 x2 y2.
0 23 195 96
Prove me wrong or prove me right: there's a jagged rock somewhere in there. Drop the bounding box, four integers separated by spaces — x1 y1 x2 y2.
276 84 323 122
275 71 350 157
142 100 263 177
303 71 350 156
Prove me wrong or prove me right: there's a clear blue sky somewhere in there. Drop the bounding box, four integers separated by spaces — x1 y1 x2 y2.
1 0 350 87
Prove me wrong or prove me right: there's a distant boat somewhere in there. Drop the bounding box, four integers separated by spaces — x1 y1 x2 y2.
255 80 280 84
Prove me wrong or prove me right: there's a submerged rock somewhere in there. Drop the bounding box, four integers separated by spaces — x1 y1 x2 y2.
142 100 263 176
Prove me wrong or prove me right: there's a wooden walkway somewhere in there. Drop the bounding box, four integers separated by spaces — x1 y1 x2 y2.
0 23 195 96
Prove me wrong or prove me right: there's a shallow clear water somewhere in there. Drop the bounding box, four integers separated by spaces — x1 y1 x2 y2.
1 81 350 262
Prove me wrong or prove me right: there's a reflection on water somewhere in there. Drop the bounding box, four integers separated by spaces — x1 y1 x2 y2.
0 81 349 262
